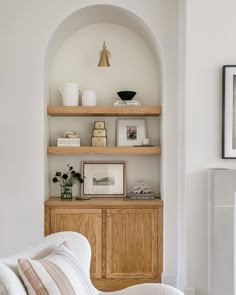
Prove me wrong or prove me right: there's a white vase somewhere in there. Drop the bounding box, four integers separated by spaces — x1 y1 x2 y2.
82 89 97 106
59 83 79 106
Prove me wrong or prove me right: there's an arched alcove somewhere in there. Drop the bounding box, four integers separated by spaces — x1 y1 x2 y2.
44 4 164 199
45 5 164 84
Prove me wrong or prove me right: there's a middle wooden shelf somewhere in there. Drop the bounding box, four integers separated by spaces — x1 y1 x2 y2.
47 146 161 155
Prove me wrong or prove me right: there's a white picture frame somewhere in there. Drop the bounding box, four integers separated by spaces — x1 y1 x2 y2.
81 161 126 197
222 65 236 158
116 118 147 146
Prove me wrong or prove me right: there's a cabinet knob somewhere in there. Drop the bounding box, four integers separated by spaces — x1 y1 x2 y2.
106 209 111 217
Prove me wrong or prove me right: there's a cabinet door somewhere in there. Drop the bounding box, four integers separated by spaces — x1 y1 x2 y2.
106 208 161 279
50 208 102 278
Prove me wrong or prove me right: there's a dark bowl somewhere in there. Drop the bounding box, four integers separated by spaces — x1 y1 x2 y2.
117 91 136 101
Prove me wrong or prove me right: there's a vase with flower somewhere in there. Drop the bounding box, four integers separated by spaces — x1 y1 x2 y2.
52 164 84 200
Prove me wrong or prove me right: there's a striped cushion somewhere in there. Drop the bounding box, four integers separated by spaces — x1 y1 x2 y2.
17 242 96 295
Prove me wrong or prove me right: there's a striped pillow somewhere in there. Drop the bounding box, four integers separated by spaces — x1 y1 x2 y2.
17 242 96 295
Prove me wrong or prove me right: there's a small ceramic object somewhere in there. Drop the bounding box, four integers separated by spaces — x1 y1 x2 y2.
64 130 79 138
82 89 97 106
131 180 152 194
59 83 79 106
143 138 150 145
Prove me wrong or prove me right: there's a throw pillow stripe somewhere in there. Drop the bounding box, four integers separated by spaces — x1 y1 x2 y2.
18 259 49 295
40 259 75 295
54 249 93 295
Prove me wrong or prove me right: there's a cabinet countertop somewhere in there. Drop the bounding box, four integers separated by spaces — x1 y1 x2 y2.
45 197 163 208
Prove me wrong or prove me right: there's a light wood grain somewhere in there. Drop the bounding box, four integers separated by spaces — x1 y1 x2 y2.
44 207 50 236
106 208 158 279
157 205 163 275
44 198 163 291
47 106 161 117
47 146 161 155
50 208 102 279
45 197 163 208
102 208 106 278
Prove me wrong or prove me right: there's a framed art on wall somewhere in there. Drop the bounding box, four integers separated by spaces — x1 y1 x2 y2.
116 118 147 146
222 65 236 158
81 161 126 197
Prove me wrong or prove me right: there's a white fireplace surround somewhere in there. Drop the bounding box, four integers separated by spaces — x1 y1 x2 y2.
209 168 236 295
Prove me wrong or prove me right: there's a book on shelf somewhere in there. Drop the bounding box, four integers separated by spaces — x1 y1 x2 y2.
129 196 156 200
57 143 80 147
57 137 80 147
128 192 160 200
113 99 141 106
57 138 80 142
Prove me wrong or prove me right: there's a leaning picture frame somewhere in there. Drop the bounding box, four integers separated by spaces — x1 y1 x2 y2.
222 65 236 158
81 161 126 197
117 118 147 146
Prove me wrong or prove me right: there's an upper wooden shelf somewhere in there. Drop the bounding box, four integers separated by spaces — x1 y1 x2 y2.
47 106 161 117
47 146 161 155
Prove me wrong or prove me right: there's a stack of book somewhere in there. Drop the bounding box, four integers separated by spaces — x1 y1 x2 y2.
128 192 157 200
57 138 80 147
113 99 141 106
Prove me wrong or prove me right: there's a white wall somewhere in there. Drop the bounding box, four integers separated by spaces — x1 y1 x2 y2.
178 0 186 291
0 0 179 291
185 0 236 294
49 23 160 106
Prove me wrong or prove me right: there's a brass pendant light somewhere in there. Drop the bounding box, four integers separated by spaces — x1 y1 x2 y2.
98 41 110 67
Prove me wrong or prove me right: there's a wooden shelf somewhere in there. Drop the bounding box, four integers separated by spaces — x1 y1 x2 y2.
47 106 161 117
47 146 161 155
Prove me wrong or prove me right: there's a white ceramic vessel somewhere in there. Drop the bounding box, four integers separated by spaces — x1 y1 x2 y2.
59 83 79 106
82 89 97 106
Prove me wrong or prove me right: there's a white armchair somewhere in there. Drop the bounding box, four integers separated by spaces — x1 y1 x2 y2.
0 231 183 295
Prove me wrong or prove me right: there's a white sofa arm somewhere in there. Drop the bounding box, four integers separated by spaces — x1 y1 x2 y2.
98 283 184 295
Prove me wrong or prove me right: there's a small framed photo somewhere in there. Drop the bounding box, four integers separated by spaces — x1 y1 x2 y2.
81 161 126 197
117 118 147 146
222 65 236 158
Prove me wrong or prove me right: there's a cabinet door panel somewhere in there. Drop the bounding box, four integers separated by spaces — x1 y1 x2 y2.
51 208 102 278
106 208 159 279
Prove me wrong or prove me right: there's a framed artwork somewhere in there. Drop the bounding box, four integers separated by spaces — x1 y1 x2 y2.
222 65 236 158
81 161 126 197
116 118 147 146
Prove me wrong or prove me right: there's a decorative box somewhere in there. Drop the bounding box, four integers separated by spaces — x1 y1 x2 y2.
94 121 105 129
92 128 107 137
91 136 107 147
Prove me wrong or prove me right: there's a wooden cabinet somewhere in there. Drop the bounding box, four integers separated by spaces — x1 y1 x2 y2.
106 208 159 279
49 208 102 278
45 197 163 291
